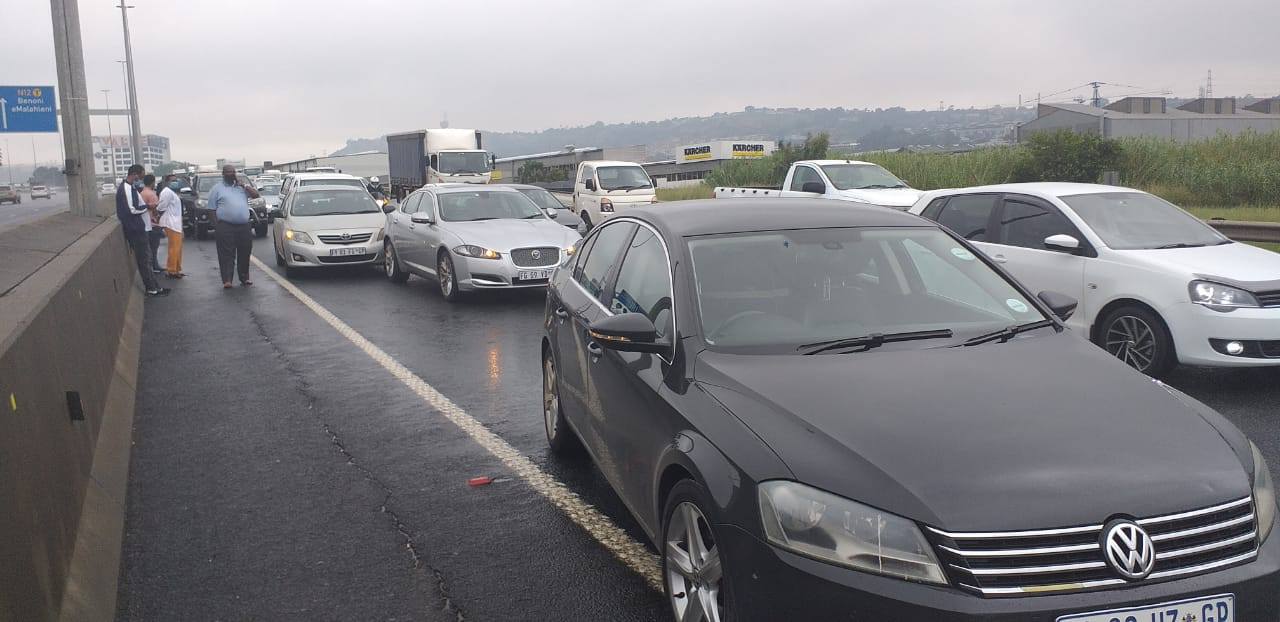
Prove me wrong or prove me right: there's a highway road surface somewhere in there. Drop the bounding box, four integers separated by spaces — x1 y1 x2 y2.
0 188 70 231
113 226 1280 621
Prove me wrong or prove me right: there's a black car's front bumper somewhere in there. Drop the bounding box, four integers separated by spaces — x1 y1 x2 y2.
720 524 1280 620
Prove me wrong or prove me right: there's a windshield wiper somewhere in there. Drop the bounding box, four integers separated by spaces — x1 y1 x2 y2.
521 213 543 219
1154 242 1207 249
958 319 1056 347
798 329 954 355
468 217 498 221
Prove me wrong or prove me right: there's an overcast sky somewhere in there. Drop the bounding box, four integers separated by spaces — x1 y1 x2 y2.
5 0 1279 165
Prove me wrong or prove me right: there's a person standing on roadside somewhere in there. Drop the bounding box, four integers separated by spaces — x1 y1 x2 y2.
208 164 260 288
115 164 170 297
156 173 186 278
140 174 164 274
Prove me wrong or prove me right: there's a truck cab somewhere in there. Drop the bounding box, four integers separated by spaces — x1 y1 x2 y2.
428 150 492 185
571 161 658 229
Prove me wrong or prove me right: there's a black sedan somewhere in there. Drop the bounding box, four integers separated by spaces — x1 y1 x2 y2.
540 200 1279 621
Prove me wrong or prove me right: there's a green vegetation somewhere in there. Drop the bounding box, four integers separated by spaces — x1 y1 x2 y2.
656 186 714 202
516 160 568 183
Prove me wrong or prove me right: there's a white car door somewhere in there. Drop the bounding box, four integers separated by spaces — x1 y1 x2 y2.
989 194 1090 331
413 191 444 273
781 164 825 198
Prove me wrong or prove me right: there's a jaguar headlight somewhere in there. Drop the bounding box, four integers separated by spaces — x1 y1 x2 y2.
454 245 501 259
758 481 946 584
1251 442 1275 543
1190 280 1260 311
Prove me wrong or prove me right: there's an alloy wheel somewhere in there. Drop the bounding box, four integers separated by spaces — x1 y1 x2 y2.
439 255 453 296
384 245 396 277
1105 315 1156 372
543 357 559 440
666 502 724 622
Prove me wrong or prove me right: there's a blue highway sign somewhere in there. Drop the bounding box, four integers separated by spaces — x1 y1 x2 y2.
0 86 58 133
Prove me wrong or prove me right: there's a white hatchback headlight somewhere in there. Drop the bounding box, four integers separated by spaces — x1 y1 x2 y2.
758 480 946 584
1251 442 1276 543
1190 280 1260 310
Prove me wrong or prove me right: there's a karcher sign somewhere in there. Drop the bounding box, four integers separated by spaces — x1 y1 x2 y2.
676 140 775 164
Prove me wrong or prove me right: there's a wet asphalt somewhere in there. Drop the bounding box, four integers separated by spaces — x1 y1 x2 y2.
115 226 1280 621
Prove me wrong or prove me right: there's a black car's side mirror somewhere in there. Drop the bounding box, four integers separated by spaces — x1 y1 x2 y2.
589 313 669 354
801 181 826 194
1037 290 1078 321
584 179 597 192
381 203 395 214
268 208 284 219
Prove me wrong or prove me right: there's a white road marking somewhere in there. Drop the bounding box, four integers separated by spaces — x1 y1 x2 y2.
249 256 664 591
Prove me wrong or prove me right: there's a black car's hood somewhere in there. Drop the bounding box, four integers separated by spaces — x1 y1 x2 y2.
695 331 1251 532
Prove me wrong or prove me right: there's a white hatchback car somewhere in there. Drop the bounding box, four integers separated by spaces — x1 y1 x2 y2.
910 182 1280 376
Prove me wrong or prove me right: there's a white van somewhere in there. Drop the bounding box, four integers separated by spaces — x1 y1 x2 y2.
571 161 658 229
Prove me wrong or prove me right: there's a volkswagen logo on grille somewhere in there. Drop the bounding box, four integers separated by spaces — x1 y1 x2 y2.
1101 520 1155 580
340 232 351 241
531 249 542 260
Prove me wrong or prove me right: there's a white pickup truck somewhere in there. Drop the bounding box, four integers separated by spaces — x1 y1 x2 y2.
715 159 923 209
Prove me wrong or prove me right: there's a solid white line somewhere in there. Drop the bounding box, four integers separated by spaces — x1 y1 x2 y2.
249 256 663 591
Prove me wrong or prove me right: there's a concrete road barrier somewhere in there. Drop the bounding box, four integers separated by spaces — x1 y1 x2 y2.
0 210 141 622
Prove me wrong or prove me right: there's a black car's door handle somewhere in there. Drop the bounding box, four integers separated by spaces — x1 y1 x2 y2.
554 307 568 319
587 342 603 357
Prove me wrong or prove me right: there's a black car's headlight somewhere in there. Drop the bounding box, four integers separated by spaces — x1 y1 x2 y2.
453 245 501 259
1190 280 1260 311
758 480 946 584
1251 442 1276 543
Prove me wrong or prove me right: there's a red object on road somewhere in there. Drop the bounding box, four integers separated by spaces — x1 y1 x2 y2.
468 476 494 487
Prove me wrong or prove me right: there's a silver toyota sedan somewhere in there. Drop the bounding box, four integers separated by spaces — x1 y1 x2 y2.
383 185 581 301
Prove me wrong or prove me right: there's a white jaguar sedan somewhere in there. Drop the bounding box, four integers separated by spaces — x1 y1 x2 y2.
909 182 1280 376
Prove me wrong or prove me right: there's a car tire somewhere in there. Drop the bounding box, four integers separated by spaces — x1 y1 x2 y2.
542 348 582 455
274 240 285 267
1095 305 1176 377
195 224 209 240
437 251 462 302
661 479 735 622
384 241 409 283
253 223 268 238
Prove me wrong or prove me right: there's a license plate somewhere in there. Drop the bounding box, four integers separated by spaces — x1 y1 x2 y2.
1057 593 1233 622
517 268 553 280
329 247 364 257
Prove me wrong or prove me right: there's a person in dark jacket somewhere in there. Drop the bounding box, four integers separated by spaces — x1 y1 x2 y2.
115 164 170 297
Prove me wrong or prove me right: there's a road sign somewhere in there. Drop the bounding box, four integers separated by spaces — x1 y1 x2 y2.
0 86 58 133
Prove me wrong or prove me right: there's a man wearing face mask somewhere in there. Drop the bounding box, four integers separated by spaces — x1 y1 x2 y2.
156 173 186 278
115 164 169 296
207 164 260 288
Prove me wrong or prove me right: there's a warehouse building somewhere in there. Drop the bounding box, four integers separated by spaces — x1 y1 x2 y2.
1017 97 1280 142
644 140 776 188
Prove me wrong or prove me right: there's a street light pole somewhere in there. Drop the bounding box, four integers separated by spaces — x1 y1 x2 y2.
118 59 133 161
102 90 117 181
118 3 143 168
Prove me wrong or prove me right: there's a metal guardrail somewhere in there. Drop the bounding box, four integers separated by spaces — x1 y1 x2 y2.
1206 220 1280 244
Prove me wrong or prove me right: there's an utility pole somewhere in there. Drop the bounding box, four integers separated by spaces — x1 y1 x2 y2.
102 90 117 181
4 139 11 185
1089 81 1103 107
118 59 133 161
1206 69 1214 98
118 3 143 167
50 0 100 217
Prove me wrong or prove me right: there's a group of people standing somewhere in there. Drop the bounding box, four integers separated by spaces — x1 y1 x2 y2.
114 163 258 296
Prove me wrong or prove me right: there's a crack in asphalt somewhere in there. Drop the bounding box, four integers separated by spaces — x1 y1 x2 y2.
244 304 467 622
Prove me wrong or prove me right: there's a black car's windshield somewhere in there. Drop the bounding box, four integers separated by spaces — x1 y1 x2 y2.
518 188 563 211
300 178 365 190
1061 192 1229 250
437 152 491 175
289 189 380 216
438 191 543 222
819 163 908 190
689 227 1046 351
596 166 653 191
198 175 249 193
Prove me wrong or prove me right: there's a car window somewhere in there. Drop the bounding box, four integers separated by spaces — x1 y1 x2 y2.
789 166 822 191
902 239 1009 317
574 222 636 299
578 166 594 186
609 227 673 338
921 197 949 220
998 198 1078 250
300 178 365 189
1060 191 1228 250
437 191 541 222
401 194 420 214
289 190 380 217
936 195 998 241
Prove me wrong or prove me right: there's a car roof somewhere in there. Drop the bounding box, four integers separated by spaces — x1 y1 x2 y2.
429 184 522 195
624 199 933 237
289 172 360 180
497 184 552 191
294 184 368 193
799 159 879 166
585 160 645 168
920 182 1146 202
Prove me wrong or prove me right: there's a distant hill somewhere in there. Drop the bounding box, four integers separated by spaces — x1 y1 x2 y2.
331 105 1037 160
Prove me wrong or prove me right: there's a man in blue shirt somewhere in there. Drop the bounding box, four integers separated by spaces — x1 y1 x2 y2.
208 164 260 288
115 163 170 297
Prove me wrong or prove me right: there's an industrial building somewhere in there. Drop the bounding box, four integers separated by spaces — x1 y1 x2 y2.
493 140 775 189
1017 97 1280 142
92 134 170 179
266 151 390 181
644 140 776 188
